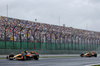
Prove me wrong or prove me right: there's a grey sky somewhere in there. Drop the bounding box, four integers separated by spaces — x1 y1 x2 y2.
0 0 100 32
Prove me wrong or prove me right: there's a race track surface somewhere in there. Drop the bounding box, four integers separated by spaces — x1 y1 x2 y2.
0 57 100 66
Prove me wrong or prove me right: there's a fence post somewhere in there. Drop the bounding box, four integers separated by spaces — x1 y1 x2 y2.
92 38 94 50
45 32 47 50
34 29 38 50
20 27 23 49
67 34 70 50
88 37 90 51
77 36 79 50
60 33 62 50
54 33 57 50
86 37 89 51
64 34 66 50
95 38 97 50
81 36 83 50
13 26 16 49
78 36 81 50
27 28 31 50
90 38 92 51
40 29 43 50
84 37 87 50
5 25 8 49
97 38 99 50
50 31 51 50
74 35 77 50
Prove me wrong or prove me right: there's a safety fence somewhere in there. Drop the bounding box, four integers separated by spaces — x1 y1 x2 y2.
0 26 99 51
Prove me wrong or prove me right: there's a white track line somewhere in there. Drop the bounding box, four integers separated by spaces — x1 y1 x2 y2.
84 63 100 66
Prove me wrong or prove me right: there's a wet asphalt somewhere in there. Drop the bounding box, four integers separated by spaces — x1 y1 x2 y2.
0 56 100 66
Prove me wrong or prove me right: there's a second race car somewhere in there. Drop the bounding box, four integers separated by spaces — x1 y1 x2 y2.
80 51 97 57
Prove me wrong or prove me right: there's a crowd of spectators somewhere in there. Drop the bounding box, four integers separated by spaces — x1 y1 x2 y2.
0 16 100 44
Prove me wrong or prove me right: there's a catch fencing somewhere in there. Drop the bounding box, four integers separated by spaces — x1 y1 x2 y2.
0 26 99 51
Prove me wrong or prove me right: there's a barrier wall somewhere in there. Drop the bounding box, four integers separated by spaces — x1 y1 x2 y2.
0 49 92 55
0 41 98 50
0 41 98 54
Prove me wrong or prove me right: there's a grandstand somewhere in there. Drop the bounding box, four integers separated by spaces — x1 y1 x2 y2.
0 16 99 53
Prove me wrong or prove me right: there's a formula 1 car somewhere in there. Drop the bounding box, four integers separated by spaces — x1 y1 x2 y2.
80 52 97 57
6 51 39 60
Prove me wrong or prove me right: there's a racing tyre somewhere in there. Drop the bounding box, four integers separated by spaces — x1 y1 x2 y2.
80 54 84 57
9 53 14 60
94 54 97 57
34 55 39 60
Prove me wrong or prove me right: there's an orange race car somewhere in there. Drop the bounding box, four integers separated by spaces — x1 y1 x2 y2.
6 51 39 60
80 52 97 57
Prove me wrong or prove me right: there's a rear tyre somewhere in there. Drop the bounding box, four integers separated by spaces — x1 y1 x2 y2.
9 53 14 60
80 54 84 57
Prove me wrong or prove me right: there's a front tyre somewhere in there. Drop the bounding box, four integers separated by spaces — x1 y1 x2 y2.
94 54 97 57
34 55 39 60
